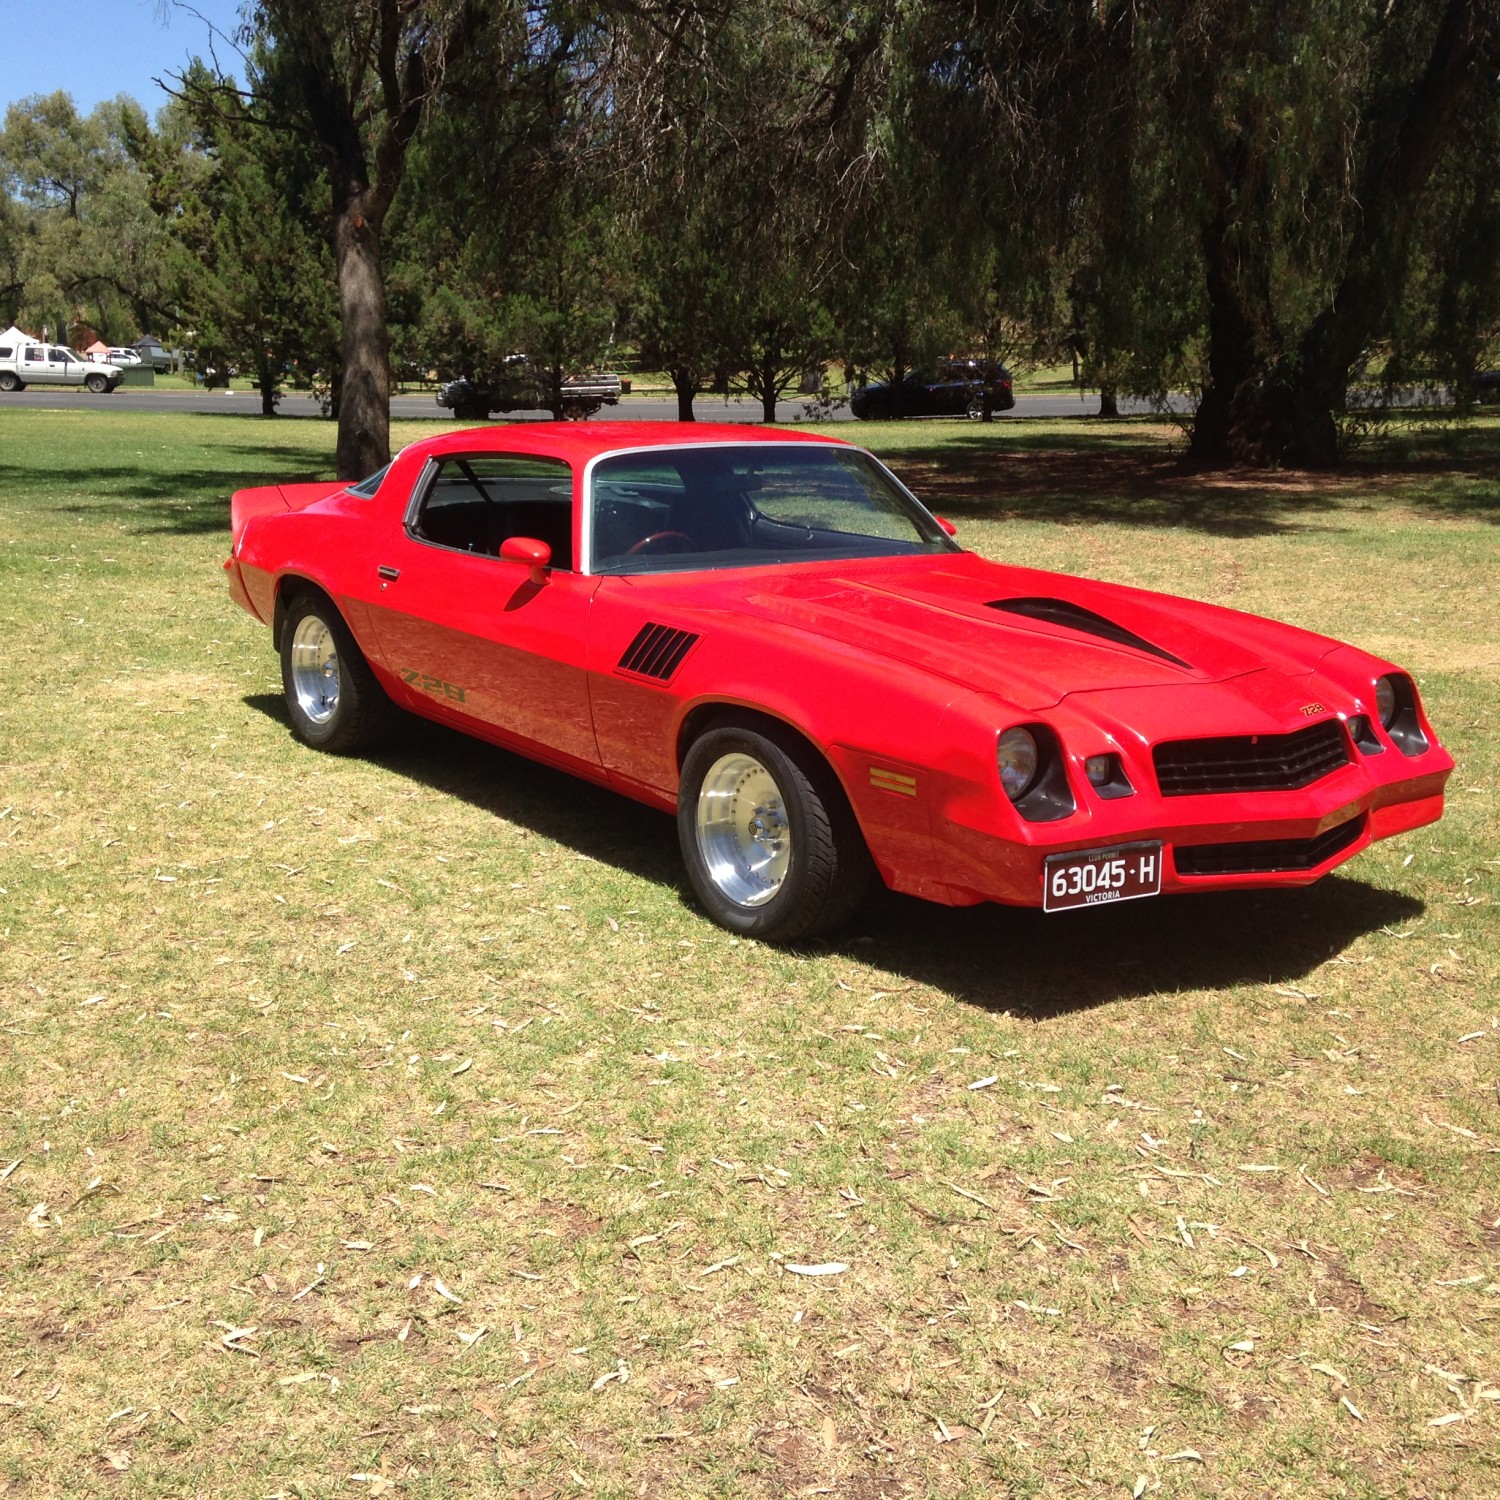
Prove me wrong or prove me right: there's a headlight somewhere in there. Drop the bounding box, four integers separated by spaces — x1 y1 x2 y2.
997 727 1039 801
1375 675 1397 727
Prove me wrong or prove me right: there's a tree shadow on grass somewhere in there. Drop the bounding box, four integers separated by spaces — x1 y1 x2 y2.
245 695 1422 1020
879 417 1500 535
31 445 333 536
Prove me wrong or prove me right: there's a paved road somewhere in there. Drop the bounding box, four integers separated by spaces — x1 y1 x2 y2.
0 386 1170 423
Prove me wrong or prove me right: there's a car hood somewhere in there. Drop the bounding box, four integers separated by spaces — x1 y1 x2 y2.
632 552 1339 712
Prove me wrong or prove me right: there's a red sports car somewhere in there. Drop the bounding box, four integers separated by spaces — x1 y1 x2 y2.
225 423 1452 940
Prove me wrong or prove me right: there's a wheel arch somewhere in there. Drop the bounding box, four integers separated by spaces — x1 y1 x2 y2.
272 574 342 652
675 703 867 833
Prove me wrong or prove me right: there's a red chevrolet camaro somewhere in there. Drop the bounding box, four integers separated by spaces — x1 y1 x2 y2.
226 422 1452 940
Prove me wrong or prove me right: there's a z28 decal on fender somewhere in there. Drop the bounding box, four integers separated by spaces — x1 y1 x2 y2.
401 668 467 704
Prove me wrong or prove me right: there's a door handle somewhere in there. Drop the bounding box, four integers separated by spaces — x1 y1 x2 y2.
377 565 400 581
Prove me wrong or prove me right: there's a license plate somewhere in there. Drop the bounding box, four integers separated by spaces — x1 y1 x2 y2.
1044 841 1163 913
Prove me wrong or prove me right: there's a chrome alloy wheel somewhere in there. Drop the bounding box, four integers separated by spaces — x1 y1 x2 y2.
695 752 792 908
289 614 341 726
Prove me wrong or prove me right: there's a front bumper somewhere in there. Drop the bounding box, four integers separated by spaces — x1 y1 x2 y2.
897 719 1454 909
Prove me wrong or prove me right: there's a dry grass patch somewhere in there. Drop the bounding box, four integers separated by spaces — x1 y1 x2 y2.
1 408 1497 1498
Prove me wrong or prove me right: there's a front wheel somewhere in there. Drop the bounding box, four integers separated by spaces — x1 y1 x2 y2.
678 723 871 940
84 373 109 393
279 593 394 753
0 373 21 392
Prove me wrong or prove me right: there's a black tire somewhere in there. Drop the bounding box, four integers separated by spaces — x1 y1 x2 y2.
84 373 108 393
279 592 394 754
0 373 21 392
678 721 872 940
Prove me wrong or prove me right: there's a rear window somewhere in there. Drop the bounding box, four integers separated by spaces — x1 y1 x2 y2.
0 347 11 359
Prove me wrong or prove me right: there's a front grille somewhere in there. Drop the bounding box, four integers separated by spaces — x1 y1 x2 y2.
1174 814 1365 876
617 622 699 681
1154 720 1349 796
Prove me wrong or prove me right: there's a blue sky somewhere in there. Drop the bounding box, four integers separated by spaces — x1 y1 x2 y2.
1 1 248 120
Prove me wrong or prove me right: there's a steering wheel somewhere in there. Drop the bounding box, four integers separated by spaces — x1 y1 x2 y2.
625 530 698 556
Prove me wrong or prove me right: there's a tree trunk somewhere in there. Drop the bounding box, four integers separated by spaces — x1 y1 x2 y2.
332 199 389 479
543 363 565 421
1097 384 1119 418
1190 0 1495 468
889 355 907 419
258 352 279 417
759 349 778 423
670 364 698 421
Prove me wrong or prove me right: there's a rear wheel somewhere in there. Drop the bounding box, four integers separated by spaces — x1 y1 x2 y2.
84 373 108 393
0 373 20 392
279 593 394 753
678 722 871 940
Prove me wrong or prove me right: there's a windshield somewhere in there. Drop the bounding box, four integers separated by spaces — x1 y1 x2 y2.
589 444 956 575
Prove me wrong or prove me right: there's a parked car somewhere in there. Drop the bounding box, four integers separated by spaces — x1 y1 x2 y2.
105 347 143 366
851 359 1015 420
226 423 1451 941
0 339 124 393
1473 370 1500 404
437 361 623 420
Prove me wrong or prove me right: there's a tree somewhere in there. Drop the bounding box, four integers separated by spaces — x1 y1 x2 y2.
0 91 183 343
201 1 489 475
156 64 340 415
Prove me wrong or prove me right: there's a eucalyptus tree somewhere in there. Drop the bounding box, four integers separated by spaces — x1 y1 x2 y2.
0 92 181 342
608 0 899 421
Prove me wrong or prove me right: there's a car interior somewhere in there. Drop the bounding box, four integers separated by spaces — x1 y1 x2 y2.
591 447 949 573
409 455 575 569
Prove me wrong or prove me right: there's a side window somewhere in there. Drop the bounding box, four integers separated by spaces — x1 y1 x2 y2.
0 347 11 359
409 454 574 569
24 347 44 363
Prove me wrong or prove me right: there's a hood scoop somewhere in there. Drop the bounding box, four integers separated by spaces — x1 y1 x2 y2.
986 596 1192 669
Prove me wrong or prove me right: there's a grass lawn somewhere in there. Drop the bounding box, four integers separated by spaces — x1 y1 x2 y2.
1 406 1496 1499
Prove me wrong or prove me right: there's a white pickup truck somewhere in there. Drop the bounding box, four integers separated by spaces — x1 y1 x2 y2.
0 338 125 393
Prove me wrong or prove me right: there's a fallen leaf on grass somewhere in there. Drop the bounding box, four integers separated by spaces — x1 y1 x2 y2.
99 1449 131 1472
456 1326 488 1349
968 1075 998 1091
1428 1412 1466 1427
1341 1397 1364 1420
784 1262 848 1277
591 1363 629 1391
216 1324 260 1357
1014 1299 1062 1317
451 1058 472 1076
430 1277 462 1304
941 1180 994 1210
348 1474 395 1494
1309 1362 1348 1387
1164 1449 1203 1463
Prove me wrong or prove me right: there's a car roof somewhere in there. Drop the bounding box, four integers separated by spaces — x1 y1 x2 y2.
403 421 855 467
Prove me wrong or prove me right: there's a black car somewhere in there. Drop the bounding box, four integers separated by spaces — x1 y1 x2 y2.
1473 370 1500 404
850 359 1015 420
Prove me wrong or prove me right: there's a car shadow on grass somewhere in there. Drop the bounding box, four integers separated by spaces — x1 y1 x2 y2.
832 878 1422 1019
246 695 1423 1017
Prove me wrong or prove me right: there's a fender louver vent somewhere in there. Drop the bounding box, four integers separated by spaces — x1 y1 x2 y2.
618 622 699 681
987 596 1191 669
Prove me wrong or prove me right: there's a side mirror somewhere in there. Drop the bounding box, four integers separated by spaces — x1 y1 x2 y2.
934 515 958 537
500 535 551 585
